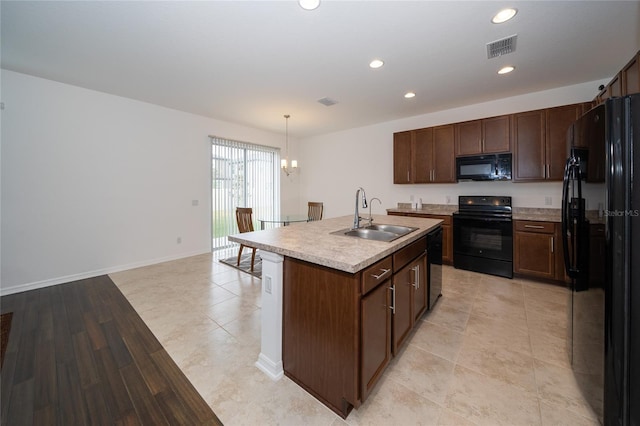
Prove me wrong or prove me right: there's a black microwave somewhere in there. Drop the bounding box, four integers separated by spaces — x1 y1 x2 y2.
456 153 512 181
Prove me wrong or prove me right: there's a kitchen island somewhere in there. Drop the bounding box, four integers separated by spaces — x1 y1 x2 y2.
228 214 442 418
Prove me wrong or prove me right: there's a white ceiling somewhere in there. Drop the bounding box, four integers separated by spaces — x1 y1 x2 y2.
2 1 639 138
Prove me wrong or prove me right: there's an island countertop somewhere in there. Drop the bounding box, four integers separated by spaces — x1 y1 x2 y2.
228 214 442 274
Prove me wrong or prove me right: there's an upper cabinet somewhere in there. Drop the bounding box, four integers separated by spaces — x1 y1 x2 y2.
512 103 587 182
394 126 455 184
512 110 546 181
455 115 510 156
393 131 413 184
596 50 640 104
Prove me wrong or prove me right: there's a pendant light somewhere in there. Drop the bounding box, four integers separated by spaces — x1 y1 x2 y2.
281 114 298 176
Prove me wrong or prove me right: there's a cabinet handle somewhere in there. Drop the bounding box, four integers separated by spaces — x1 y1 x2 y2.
542 164 546 177
371 268 391 280
551 236 554 253
524 224 545 229
407 170 410 182
547 164 551 177
412 265 420 289
389 285 395 314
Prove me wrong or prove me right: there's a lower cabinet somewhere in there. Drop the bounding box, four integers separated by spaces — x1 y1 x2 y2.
513 220 564 281
283 234 429 418
392 254 427 353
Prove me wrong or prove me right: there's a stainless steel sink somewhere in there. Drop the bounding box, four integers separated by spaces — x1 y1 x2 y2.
365 224 418 235
331 224 418 242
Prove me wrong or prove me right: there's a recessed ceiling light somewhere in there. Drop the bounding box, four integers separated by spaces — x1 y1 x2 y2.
404 92 416 99
492 8 517 24
299 0 320 11
369 59 384 69
498 66 515 74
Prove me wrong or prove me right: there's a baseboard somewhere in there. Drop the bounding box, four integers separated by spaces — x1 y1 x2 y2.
0 249 210 296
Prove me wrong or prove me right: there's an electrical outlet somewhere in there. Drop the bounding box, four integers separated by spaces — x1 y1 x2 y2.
177 237 182 244
545 196 552 206
409 195 415 202
446 195 451 204
192 199 199 206
265 276 272 294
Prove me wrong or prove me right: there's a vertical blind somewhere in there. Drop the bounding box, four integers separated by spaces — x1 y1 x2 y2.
210 136 280 251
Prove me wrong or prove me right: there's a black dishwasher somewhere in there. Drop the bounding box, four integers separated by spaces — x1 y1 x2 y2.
427 226 443 310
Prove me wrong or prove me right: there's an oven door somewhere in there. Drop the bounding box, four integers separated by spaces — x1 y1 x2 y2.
453 214 513 262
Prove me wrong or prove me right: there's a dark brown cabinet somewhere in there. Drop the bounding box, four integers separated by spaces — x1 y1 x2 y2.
514 220 563 280
393 128 447 184
622 52 639 95
283 234 430 418
513 104 585 182
361 273 391 401
513 110 546 181
393 131 413 183
392 254 427 353
545 104 584 180
455 115 510 156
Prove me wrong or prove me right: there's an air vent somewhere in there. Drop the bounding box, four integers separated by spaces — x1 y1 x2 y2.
486 34 517 59
317 97 338 107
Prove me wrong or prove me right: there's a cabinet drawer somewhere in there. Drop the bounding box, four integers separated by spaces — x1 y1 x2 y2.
393 237 427 272
515 220 555 233
362 256 393 295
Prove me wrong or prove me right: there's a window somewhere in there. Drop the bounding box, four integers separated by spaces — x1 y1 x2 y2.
210 136 280 251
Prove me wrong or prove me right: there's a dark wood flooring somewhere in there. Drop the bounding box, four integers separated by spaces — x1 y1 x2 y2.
0 275 223 425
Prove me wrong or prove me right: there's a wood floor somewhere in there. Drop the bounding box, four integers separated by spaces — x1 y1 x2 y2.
0 275 223 425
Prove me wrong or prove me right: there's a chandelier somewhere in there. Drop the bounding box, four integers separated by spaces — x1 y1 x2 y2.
281 114 298 176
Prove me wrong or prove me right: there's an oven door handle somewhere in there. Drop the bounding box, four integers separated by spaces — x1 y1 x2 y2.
454 216 512 223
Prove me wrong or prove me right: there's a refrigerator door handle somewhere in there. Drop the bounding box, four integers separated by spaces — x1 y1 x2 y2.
562 158 573 277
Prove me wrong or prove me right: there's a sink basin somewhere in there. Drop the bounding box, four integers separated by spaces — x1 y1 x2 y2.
331 224 418 242
365 224 418 235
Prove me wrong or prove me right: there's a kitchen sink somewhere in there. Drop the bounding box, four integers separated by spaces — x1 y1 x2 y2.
331 224 418 242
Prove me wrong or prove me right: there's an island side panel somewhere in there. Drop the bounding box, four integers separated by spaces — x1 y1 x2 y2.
283 257 360 418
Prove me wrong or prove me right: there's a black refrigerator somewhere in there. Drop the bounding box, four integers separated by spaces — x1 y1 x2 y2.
563 94 639 426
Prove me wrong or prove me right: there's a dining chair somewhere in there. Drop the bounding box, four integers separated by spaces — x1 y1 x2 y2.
235 207 258 272
307 202 324 221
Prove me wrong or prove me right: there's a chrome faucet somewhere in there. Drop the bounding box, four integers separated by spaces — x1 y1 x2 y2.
353 187 368 229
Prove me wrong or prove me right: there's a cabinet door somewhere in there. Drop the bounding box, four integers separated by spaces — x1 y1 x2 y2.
414 128 433 183
393 131 412 184
546 104 581 180
622 52 640 95
514 231 555 279
513 110 546 181
412 255 427 323
442 224 453 264
482 115 511 153
455 120 482 156
392 266 414 354
432 125 456 183
361 281 392 401
608 73 623 98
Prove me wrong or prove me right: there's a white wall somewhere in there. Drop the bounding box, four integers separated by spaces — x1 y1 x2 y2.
297 81 602 218
0 70 293 294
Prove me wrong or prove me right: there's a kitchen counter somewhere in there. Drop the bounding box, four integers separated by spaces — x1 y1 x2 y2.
513 207 561 222
228 214 442 273
227 213 443 405
387 203 458 216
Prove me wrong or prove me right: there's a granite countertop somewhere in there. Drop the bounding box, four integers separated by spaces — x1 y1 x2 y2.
387 203 458 216
228 214 442 274
512 208 561 222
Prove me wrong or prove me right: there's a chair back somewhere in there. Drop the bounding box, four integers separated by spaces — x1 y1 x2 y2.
307 202 324 221
236 207 255 233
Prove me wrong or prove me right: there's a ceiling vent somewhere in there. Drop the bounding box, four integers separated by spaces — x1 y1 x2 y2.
317 97 338 107
486 34 517 59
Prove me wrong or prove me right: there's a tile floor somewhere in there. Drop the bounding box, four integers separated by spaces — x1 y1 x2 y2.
109 252 601 426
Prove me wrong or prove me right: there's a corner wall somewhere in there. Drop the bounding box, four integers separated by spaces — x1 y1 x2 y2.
0 70 289 294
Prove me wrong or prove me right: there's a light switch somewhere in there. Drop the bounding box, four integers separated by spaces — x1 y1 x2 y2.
192 200 199 206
